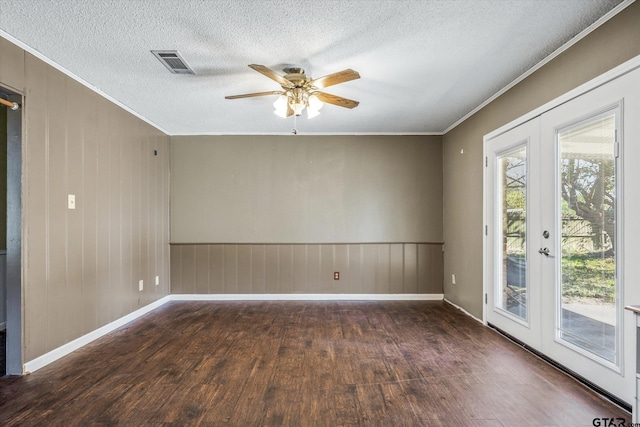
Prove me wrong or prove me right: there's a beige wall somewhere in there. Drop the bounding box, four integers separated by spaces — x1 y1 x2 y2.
170 135 443 295
171 135 443 244
443 1 640 318
0 37 171 362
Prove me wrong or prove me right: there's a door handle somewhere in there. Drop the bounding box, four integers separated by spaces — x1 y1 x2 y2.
538 247 550 256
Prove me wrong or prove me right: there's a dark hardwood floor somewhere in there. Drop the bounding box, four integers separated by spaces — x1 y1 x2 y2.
0 301 630 426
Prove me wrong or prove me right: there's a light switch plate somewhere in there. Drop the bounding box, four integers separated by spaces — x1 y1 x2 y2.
139 280 144 291
68 194 76 209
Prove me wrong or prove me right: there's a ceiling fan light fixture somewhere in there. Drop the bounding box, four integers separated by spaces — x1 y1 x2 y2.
292 101 306 116
306 94 322 119
273 94 287 109
308 94 323 111
290 88 307 116
273 94 289 117
226 64 360 122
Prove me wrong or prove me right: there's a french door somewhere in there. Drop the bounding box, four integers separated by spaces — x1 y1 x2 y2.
485 67 640 404
485 117 543 349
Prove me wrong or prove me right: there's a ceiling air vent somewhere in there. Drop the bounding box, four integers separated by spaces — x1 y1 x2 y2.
151 50 194 74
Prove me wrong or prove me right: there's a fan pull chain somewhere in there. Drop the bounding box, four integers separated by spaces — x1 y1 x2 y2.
292 115 298 135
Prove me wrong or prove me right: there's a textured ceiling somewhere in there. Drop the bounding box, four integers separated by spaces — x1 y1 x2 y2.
0 0 626 135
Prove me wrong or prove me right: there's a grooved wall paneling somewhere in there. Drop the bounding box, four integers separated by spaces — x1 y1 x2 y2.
0 39 171 362
171 243 443 295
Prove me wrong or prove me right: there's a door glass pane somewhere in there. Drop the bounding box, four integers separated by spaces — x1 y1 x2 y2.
498 146 527 321
558 112 617 364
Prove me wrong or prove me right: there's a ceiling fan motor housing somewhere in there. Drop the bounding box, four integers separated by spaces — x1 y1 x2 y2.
283 68 311 88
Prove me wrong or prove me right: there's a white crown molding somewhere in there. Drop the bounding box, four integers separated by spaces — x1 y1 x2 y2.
172 132 444 136
443 0 636 135
0 30 170 135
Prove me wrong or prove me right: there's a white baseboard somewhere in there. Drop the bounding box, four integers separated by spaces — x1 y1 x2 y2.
22 293 443 374
24 295 172 374
443 298 484 324
169 293 444 301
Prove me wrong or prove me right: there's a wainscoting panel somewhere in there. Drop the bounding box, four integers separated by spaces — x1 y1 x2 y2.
171 243 443 294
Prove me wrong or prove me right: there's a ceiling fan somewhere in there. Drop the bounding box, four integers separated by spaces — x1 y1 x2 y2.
225 64 360 119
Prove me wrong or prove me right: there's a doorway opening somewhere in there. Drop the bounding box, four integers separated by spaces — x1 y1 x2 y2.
0 86 22 377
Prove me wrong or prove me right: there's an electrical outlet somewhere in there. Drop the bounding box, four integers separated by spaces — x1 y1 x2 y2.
155 276 159 286
139 280 144 291
334 272 340 280
451 274 456 285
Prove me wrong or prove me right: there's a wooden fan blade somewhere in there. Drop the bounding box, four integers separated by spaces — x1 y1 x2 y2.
315 92 359 109
249 64 294 88
310 69 360 89
225 91 283 99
